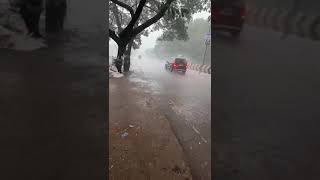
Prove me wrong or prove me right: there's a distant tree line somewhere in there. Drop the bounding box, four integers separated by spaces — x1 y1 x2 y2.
153 18 211 65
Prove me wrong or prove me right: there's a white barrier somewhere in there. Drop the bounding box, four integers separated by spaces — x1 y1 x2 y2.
246 5 320 40
187 63 212 74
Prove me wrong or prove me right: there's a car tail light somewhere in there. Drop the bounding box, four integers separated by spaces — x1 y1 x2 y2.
173 63 177 68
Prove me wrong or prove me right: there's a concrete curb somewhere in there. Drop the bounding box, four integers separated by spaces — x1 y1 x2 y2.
246 5 320 41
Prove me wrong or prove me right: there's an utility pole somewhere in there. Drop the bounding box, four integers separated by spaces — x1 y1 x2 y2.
199 23 211 74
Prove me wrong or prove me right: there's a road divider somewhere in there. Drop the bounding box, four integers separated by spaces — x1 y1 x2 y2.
246 5 320 40
187 63 212 74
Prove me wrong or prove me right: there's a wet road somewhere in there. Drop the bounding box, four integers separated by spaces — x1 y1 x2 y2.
129 57 211 180
214 26 320 179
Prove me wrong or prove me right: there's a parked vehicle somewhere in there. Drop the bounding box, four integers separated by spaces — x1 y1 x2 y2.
165 57 187 74
213 0 246 37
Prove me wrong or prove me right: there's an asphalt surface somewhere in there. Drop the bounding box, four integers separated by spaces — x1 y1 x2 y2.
128 57 212 180
0 0 107 179
214 26 320 180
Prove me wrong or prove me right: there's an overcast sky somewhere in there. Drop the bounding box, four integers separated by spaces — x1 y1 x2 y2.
109 11 210 57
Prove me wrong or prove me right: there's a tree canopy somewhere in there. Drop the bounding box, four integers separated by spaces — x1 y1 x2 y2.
109 0 210 48
108 0 210 72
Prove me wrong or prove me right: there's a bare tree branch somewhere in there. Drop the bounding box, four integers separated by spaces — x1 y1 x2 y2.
119 0 147 38
110 0 134 17
111 3 123 32
109 29 121 44
132 0 175 37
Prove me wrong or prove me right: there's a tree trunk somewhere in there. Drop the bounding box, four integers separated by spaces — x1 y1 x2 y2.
116 44 126 73
45 0 66 34
123 40 133 72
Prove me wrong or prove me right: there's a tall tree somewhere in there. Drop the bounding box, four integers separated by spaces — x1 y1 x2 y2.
109 0 209 72
109 1 142 72
45 0 66 34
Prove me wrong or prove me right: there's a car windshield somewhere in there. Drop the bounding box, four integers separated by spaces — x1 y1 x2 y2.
175 58 187 64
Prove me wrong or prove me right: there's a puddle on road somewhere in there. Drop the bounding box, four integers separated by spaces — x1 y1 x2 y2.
129 74 161 95
169 99 193 124
168 97 211 141
148 81 161 94
136 97 154 109
129 77 149 84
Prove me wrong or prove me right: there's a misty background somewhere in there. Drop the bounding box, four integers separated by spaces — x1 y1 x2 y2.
109 11 211 65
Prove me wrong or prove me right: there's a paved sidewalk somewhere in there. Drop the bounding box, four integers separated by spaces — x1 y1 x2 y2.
109 76 192 180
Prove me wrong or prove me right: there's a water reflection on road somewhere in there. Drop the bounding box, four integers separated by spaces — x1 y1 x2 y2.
128 56 212 180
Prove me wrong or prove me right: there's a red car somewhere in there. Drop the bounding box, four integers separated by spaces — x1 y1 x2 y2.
165 58 187 74
213 0 246 37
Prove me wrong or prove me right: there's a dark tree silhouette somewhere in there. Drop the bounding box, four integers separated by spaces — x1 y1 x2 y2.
45 0 66 34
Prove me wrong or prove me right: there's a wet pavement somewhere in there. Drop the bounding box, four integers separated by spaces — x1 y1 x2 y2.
214 26 320 180
109 76 193 180
128 57 211 180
